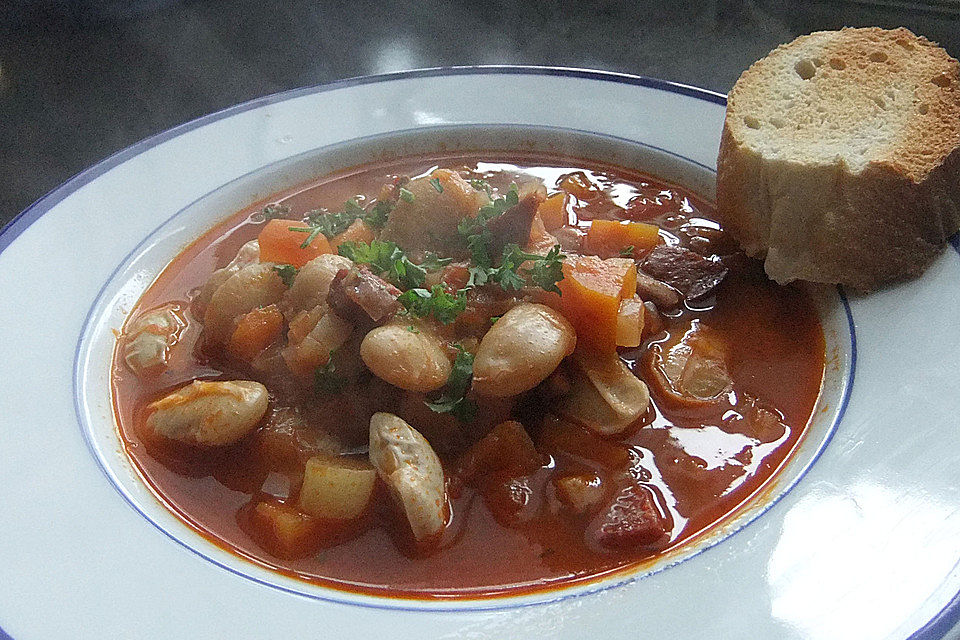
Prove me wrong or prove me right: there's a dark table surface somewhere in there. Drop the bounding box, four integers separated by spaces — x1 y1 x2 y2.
2 0 958 227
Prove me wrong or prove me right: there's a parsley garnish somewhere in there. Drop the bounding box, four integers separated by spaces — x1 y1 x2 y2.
261 203 290 220
314 351 347 396
419 251 453 271
405 325 420 334
397 285 467 324
399 187 415 203
337 240 426 290
273 264 298 287
619 245 635 257
425 345 476 422
289 197 394 248
469 178 493 197
527 245 566 295
430 177 444 193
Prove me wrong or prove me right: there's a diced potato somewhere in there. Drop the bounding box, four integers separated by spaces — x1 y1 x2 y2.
250 500 318 558
616 295 645 348
298 456 377 521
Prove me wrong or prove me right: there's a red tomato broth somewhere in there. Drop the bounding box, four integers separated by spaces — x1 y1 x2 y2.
112 152 825 598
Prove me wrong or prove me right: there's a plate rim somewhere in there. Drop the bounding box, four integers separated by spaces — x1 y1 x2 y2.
2 65 958 640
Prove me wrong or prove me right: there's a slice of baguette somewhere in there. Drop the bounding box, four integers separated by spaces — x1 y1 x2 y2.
717 27 960 291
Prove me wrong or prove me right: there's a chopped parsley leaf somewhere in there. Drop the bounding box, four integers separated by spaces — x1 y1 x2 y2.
429 177 444 193
398 285 467 324
289 196 394 248
261 203 290 220
314 352 347 396
619 245 636 257
425 345 476 422
399 187 415 203
419 251 453 271
337 240 425 289
273 264 298 287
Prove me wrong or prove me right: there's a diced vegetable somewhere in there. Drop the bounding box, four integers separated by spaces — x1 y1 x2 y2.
249 500 319 558
526 213 559 255
536 192 568 230
229 304 284 361
559 172 602 200
554 473 605 515
329 218 375 253
616 295 645 348
555 256 637 353
298 456 377 520
583 220 661 259
258 219 332 268
649 320 732 407
559 354 651 436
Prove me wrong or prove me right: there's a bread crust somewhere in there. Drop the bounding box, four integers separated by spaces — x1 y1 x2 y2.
717 27 960 290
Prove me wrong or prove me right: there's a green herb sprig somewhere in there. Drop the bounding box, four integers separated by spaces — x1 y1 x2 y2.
272 264 298 287
397 285 467 324
425 345 476 422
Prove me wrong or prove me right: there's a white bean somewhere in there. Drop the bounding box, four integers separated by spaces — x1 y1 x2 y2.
192 240 260 317
368 412 447 543
203 262 286 344
145 380 269 446
122 304 185 375
282 310 353 376
360 322 451 392
281 254 353 318
472 303 576 397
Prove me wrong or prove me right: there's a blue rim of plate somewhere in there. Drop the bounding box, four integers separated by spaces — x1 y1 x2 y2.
0 65 956 639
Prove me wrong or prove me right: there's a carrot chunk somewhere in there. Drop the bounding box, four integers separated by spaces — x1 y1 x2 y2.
329 218 375 253
583 219 661 259
536 192 568 230
556 256 637 353
229 304 284 361
258 219 331 268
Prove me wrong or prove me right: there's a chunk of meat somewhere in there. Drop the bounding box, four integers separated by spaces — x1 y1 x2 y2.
381 169 489 255
486 187 546 259
591 484 669 550
640 245 727 300
327 267 401 326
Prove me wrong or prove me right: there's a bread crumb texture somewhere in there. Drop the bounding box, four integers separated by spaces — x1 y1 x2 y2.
718 27 960 290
